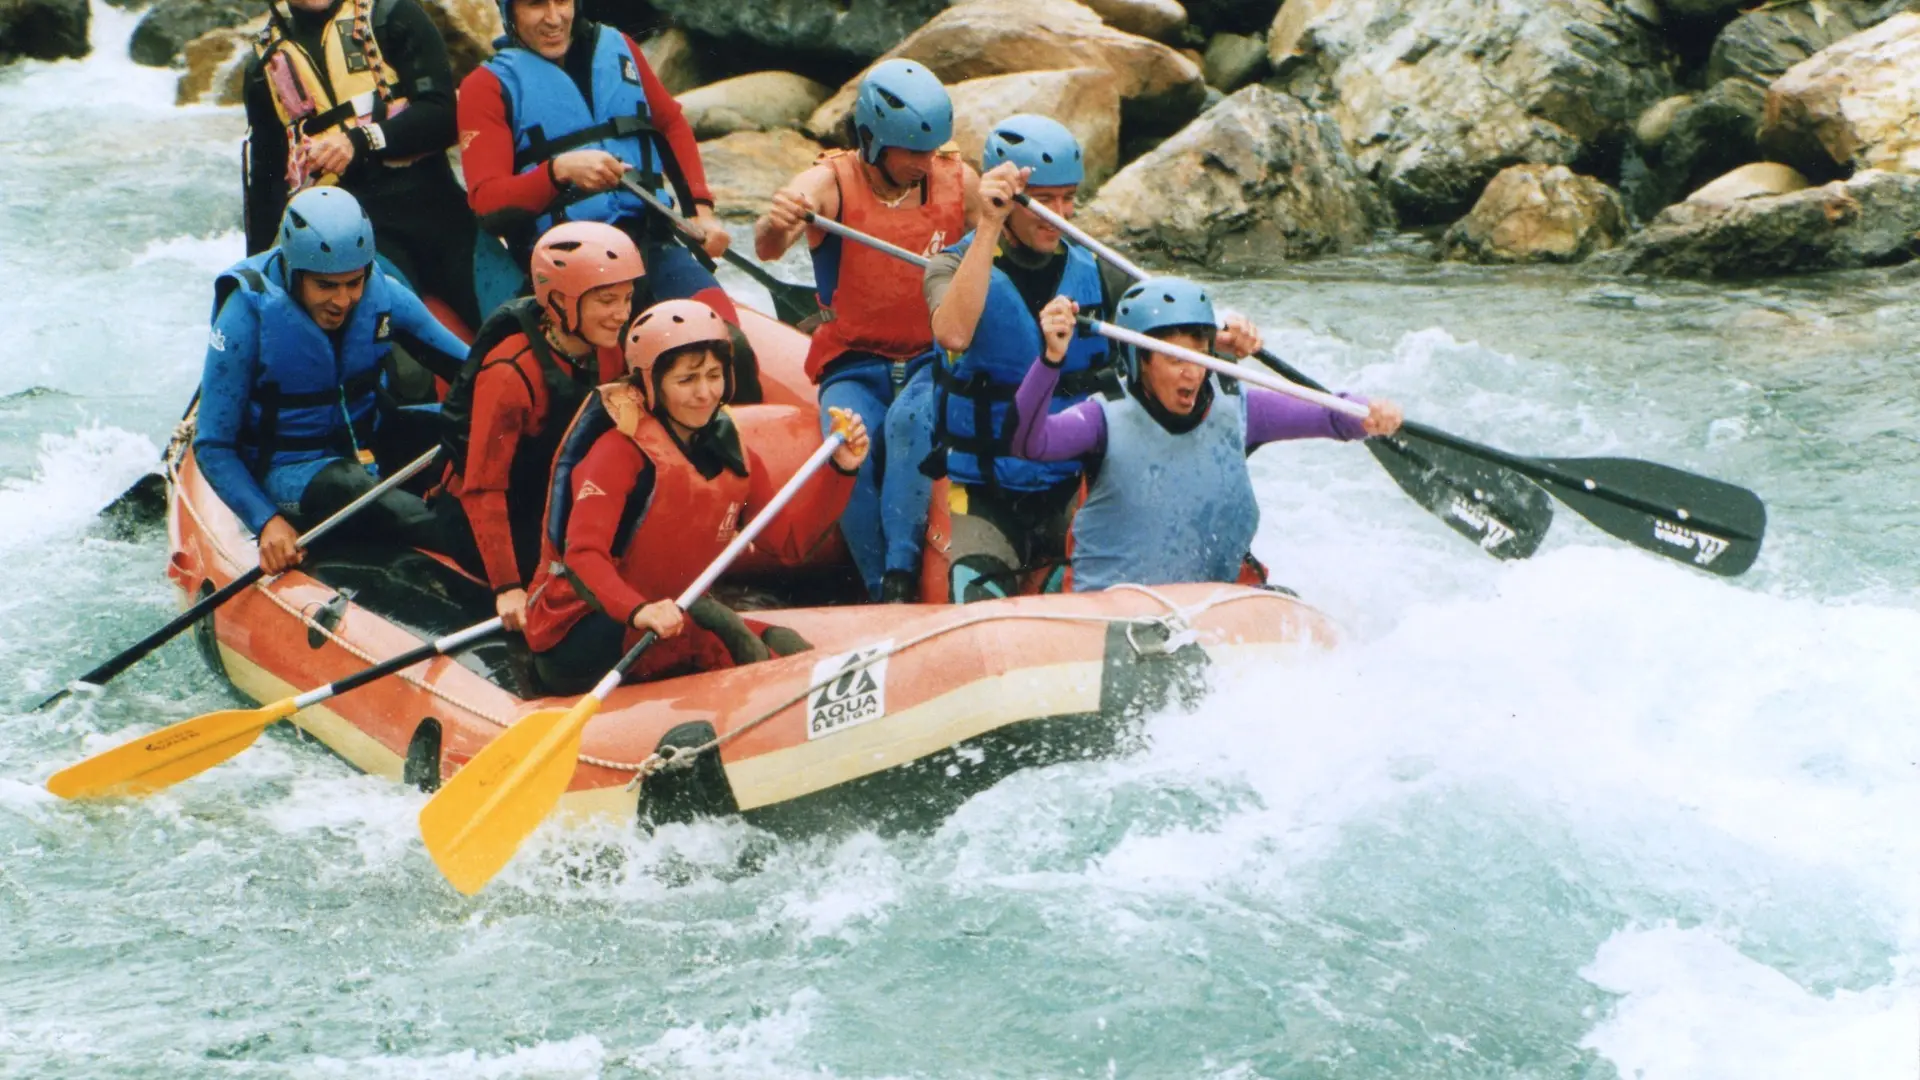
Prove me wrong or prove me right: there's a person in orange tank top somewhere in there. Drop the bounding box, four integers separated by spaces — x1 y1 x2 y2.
522 299 870 694
752 60 983 604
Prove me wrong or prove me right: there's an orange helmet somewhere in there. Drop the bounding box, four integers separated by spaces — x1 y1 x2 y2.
530 222 643 333
623 299 732 409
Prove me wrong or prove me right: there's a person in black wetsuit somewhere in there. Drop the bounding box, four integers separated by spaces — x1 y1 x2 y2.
241 0 482 333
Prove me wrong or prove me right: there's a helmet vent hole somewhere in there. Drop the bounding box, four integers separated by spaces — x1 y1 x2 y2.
288 210 308 229
1041 152 1053 163
319 241 332 252
878 88 906 109
999 132 1027 145
550 240 582 253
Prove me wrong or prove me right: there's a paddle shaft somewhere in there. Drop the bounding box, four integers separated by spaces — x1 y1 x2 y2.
800 210 931 269
620 174 816 300
36 447 440 708
583 431 849 702
1084 318 1368 419
294 616 503 709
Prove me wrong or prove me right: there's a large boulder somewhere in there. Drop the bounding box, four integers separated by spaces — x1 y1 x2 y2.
0 0 88 63
679 71 833 139
1623 75 1767 218
1686 162 1810 205
639 28 707 95
1595 168 1920 277
699 129 827 219
808 0 1205 145
1442 164 1627 264
1202 30 1267 92
1077 85 1390 268
647 0 946 65
175 16 260 105
1761 12 1920 176
130 0 251 67
1707 0 1888 88
1272 0 1678 225
417 0 501 83
949 68 1122 191
1077 0 1186 43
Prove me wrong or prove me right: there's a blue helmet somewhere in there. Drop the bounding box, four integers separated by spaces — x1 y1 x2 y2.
981 114 1083 188
278 187 375 275
853 59 953 164
1113 277 1216 380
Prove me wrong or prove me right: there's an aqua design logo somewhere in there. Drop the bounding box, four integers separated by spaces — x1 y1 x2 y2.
806 642 893 741
1653 520 1730 566
1446 497 1516 552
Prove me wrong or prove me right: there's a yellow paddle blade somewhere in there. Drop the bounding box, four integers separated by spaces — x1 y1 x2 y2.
417 698 599 895
45 698 300 800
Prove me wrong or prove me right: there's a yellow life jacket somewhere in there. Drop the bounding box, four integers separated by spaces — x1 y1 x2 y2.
254 0 420 189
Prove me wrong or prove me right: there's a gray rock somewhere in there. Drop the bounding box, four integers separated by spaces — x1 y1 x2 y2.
1442 164 1627 264
1078 85 1391 269
1624 76 1767 218
1275 0 1678 225
1707 0 1884 88
0 0 88 62
130 0 254 67
678 71 833 139
1201 30 1266 91
647 0 946 64
1594 168 1920 277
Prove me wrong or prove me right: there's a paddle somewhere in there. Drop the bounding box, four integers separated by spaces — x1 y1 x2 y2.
618 174 820 328
46 615 506 799
1012 193 1556 560
32 447 442 712
1087 318 1766 575
417 418 854 895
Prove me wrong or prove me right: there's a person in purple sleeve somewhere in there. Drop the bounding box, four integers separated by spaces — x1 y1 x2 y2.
1009 276 1403 592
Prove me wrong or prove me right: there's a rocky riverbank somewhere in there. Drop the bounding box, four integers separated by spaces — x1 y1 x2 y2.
15 0 1920 279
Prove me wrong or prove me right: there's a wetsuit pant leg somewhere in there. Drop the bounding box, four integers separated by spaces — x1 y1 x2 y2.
945 479 1080 603
429 493 487 582
291 459 442 553
817 359 894 600
881 362 936 578
639 241 763 404
531 614 626 695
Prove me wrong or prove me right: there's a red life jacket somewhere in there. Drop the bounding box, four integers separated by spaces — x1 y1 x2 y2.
524 382 749 656
802 149 967 383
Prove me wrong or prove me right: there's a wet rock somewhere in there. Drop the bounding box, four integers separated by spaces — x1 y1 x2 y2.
648 0 946 65
1201 30 1266 92
808 0 1205 145
1442 165 1627 264
1184 0 1280 35
699 129 826 219
175 16 259 105
0 0 89 63
1761 12 1920 176
679 72 833 139
949 68 1122 191
1273 0 1678 225
1077 85 1389 269
1266 0 1331 67
1635 94 1693 149
639 28 707 95
1707 0 1885 89
131 0 251 67
1624 77 1768 217
1686 162 1810 204
1595 168 1920 277
1078 0 1186 43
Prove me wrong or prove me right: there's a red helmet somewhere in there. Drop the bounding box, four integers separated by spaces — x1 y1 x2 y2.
530 222 644 333
623 299 732 410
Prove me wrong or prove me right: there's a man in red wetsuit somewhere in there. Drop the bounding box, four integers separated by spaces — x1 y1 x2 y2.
457 0 760 400
523 299 871 693
435 221 642 630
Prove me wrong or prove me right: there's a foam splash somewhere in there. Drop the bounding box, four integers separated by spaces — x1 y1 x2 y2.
130 231 246 274
0 426 160 551
305 1034 608 1079
624 988 831 1079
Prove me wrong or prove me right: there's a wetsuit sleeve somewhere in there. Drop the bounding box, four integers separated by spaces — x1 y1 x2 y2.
1244 386 1370 448
561 435 651 626
358 0 458 162
458 65 563 220
741 441 855 566
921 249 963 317
387 278 471 381
456 356 535 590
242 60 289 256
1008 358 1107 462
194 294 281 534
626 35 712 207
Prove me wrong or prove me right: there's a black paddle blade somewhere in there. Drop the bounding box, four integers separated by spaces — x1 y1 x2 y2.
1368 433 1554 560
765 278 821 328
1534 457 1766 577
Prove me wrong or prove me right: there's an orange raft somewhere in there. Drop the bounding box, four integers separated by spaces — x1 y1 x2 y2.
165 306 1343 831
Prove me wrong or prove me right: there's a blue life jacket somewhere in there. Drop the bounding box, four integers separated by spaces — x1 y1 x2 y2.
484 24 681 238
212 250 394 478
1070 384 1259 592
933 233 1113 492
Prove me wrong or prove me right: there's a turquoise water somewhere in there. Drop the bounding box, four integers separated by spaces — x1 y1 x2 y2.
3 9 1918 1076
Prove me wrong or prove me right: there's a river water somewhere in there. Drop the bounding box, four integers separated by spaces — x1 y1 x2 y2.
3 8 1918 1077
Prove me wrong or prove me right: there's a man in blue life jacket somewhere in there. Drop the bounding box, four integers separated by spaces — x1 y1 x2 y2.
921 115 1135 603
195 187 470 575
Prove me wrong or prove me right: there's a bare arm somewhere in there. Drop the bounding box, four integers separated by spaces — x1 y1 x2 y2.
928 162 1024 352
754 163 838 261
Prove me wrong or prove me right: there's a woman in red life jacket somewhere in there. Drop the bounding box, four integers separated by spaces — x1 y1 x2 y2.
436 221 642 631
523 299 870 694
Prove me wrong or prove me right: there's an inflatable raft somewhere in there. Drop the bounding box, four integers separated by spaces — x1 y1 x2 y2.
164 304 1342 831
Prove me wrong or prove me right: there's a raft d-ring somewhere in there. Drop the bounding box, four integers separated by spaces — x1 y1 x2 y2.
1125 616 1197 657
